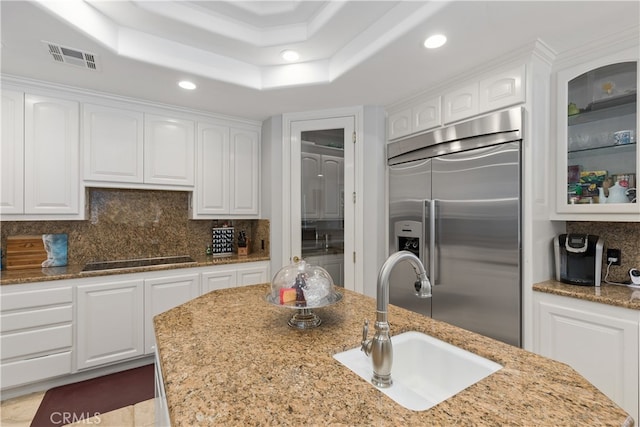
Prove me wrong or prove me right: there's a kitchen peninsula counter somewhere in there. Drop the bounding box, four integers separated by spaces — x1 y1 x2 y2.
534 280 640 311
154 284 633 426
0 253 270 286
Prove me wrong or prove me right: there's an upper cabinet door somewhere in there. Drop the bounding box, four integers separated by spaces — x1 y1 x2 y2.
388 108 412 140
1 90 25 215
301 152 322 219
554 50 638 220
387 96 441 141
144 114 195 187
83 103 144 183
191 124 261 218
413 97 441 134
322 155 344 219
195 122 230 215
24 94 80 215
229 128 259 215
479 65 525 113
443 82 479 124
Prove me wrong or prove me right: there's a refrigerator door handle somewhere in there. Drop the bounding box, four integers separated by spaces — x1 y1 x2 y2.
429 199 437 285
422 199 429 270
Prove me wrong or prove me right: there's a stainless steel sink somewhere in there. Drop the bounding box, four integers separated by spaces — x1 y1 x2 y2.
82 255 196 272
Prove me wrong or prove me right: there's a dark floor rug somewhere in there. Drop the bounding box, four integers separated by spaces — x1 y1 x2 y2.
30 364 155 427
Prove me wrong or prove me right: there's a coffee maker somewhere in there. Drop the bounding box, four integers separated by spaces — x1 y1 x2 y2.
553 234 604 286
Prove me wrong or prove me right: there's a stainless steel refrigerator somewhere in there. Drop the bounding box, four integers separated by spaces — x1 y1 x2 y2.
387 107 522 347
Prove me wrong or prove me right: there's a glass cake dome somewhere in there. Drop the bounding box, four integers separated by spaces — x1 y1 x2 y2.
266 259 342 329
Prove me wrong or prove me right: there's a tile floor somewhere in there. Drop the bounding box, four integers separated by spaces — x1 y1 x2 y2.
0 391 155 427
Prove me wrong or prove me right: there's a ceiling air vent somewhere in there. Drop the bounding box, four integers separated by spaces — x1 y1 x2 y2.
43 41 99 71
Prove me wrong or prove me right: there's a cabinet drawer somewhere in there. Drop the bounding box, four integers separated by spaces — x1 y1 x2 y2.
1 305 72 333
1 324 72 360
1 286 72 311
1 351 72 389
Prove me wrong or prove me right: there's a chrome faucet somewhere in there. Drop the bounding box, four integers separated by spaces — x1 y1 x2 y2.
361 250 431 388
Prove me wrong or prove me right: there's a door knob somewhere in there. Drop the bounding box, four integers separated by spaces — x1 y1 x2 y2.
293 256 300 263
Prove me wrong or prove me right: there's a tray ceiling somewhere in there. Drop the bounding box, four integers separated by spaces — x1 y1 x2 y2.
1 1 638 120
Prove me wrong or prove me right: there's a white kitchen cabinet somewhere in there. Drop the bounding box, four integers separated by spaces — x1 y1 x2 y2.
533 291 639 421
301 152 322 219
200 261 270 293
0 282 73 390
1 91 83 219
443 82 479 124
236 262 270 286
24 94 81 215
193 122 230 215
479 65 525 113
321 254 344 287
387 108 412 140
76 278 145 370
1 263 271 394
387 97 441 140
144 273 199 354
321 155 343 219
1 89 24 215
144 113 195 187
301 152 343 220
389 65 525 138
304 254 343 287
83 106 195 189
201 267 237 293
553 47 639 221
83 103 144 183
412 97 442 134
230 127 260 215
191 123 260 218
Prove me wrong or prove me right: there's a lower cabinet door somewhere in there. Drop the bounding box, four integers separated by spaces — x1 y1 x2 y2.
236 262 269 287
1 351 72 389
1 324 72 360
144 273 199 354
321 255 344 287
76 279 144 369
534 292 639 421
201 268 236 294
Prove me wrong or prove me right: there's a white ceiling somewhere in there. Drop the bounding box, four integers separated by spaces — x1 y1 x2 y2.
1 1 639 121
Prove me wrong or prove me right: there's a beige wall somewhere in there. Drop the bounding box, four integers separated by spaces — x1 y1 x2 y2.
1 188 269 266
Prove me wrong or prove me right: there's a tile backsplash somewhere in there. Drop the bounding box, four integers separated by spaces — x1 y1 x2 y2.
567 221 640 283
1 188 269 266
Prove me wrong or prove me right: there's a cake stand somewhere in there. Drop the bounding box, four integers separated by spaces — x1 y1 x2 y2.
265 292 343 329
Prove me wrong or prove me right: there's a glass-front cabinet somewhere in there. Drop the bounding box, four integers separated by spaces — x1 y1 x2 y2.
555 48 639 221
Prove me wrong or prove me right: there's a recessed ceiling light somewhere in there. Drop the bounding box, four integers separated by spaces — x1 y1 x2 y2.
424 34 447 49
281 50 300 62
178 80 196 90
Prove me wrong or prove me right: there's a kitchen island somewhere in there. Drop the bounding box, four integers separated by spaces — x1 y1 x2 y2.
154 284 633 426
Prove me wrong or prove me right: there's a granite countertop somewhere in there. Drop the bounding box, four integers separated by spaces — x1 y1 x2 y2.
0 253 270 286
534 280 640 311
154 284 633 426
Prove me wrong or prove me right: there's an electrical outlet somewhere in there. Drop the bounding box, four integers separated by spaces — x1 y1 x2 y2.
607 248 621 266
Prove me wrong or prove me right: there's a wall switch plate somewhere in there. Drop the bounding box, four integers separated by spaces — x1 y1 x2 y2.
607 248 621 266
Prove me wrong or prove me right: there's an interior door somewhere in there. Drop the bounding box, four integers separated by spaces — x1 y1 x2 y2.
290 117 354 288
